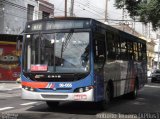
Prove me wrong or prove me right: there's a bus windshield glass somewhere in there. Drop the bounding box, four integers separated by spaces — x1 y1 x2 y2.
24 32 90 73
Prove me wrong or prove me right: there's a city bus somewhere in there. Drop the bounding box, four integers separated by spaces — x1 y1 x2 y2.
21 17 147 109
0 34 22 81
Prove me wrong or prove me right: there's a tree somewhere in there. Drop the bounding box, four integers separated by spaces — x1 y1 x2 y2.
115 0 160 30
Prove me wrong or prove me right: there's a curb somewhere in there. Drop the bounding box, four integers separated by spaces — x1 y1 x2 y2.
0 81 17 83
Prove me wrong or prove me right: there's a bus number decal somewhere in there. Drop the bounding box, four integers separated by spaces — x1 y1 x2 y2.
59 83 72 88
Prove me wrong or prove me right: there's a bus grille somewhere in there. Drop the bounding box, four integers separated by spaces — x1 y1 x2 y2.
23 72 89 82
41 94 68 99
39 88 72 91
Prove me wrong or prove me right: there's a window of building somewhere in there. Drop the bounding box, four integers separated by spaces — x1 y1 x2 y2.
27 4 34 21
42 11 50 19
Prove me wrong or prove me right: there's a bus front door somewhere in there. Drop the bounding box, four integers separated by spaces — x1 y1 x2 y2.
93 33 106 101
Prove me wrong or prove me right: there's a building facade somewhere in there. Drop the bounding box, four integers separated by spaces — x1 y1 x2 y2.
0 0 54 35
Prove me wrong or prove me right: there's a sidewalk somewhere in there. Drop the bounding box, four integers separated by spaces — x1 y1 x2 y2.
0 82 21 91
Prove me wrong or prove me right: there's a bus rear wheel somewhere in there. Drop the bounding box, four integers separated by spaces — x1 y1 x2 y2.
128 80 138 99
46 101 59 109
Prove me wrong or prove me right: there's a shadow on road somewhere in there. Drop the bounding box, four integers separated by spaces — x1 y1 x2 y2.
27 101 102 115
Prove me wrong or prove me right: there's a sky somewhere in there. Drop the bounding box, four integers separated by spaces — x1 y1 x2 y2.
48 0 156 39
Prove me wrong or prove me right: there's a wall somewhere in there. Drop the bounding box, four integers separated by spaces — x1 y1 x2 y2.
0 0 4 34
1 0 39 35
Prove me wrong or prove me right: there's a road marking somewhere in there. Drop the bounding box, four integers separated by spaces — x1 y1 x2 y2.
145 85 160 88
0 107 14 111
20 102 37 106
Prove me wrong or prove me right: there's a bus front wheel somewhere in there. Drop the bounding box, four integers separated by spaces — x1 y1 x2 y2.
46 101 59 109
98 84 112 110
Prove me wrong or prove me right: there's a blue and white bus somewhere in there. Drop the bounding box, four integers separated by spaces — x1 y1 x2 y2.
21 17 147 109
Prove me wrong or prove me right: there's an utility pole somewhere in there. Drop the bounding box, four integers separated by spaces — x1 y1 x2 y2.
144 24 148 38
149 22 151 38
65 0 67 17
122 7 125 31
157 34 160 69
70 0 74 17
157 39 160 69
104 0 108 23
133 17 135 35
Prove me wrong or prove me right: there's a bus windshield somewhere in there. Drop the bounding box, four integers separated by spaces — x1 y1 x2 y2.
24 32 90 73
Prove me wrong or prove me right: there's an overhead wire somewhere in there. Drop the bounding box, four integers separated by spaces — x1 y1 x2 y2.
80 0 105 13
72 0 120 22
75 1 104 17
77 0 118 17
1 0 142 24
72 1 104 19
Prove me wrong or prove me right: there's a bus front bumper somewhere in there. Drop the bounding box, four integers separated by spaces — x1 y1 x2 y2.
21 88 94 102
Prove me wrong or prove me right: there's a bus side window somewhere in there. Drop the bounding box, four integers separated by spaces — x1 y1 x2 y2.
115 36 121 59
127 40 134 60
133 42 138 61
120 39 127 60
94 33 106 68
138 43 143 61
141 44 147 61
138 43 142 61
107 32 116 59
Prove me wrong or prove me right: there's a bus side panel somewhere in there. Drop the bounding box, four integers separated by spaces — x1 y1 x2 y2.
134 61 147 89
104 60 137 97
104 60 121 97
94 69 105 101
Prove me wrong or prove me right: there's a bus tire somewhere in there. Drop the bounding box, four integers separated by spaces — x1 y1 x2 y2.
128 79 138 99
98 83 113 110
46 101 59 109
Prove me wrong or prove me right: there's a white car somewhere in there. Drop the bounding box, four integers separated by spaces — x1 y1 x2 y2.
147 70 151 77
151 69 160 82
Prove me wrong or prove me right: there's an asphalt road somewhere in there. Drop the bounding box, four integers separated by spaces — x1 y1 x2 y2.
1 79 160 119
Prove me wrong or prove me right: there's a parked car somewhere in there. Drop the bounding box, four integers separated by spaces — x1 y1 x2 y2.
151 69 160 82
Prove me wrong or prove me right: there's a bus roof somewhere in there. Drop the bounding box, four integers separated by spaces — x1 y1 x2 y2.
25 17 146 44
26 17 92 23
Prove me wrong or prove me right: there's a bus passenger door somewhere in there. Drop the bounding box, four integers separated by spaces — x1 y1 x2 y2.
93 33 106 101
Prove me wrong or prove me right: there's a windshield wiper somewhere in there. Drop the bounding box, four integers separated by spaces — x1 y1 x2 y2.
60 30 74 63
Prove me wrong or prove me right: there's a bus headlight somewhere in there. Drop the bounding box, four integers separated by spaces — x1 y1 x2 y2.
25 87 28 90
74 86 93 93
30 88 34 91
85 87 89 91
23 86 35 92
79 88 84 93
